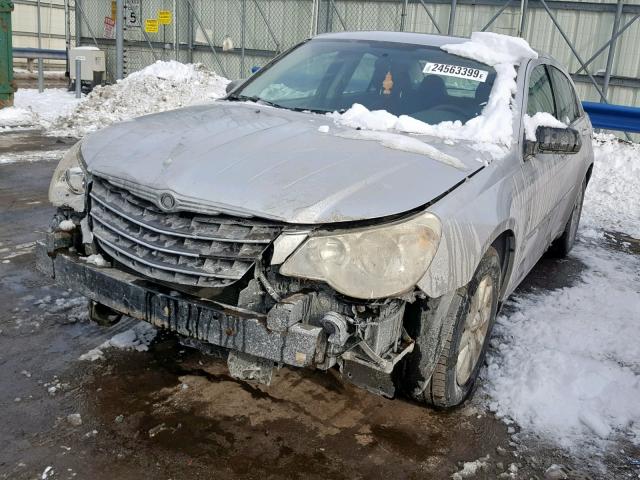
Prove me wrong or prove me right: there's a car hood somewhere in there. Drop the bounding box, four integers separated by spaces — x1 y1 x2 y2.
81 101 491 224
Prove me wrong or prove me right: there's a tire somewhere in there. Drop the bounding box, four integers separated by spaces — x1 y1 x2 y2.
549 178 586 258
407 247 502 408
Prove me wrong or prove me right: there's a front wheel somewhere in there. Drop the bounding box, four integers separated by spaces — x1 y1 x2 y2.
407 247 502 408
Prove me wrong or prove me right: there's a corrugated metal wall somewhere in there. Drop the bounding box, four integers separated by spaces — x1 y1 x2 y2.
11 0 71 68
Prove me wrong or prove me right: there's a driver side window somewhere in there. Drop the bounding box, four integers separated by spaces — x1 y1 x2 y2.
527 65 556 116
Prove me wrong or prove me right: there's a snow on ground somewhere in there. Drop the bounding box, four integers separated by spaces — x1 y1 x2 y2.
485 242 640 451
484 136 640 458
0 89 81 131
0 150 63 165
79 321 157 361
581 134 640 239
50 60 229 137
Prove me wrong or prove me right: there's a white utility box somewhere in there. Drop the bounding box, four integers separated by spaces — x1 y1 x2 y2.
69 46 106 84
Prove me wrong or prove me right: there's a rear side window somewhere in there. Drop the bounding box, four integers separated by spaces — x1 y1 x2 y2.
527 65 556 116
549 66 580 124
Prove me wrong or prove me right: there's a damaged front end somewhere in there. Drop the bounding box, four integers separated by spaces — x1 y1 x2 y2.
38 144 444 397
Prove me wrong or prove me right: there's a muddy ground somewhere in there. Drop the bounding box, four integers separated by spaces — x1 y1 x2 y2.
0 131 634 480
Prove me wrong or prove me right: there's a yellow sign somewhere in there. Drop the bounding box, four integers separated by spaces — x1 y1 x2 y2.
144 19 159 33
158 10 172 24
111 0 117 20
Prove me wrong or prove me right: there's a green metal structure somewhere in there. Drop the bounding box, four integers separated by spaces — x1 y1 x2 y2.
0 0 14 108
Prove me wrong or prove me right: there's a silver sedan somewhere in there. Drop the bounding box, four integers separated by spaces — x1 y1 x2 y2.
41 31 593 407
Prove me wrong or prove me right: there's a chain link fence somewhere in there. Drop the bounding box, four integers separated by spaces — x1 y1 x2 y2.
71 0 640 109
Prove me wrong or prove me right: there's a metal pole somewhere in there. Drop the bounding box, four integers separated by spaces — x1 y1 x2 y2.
74 0 81 46
448 0 457 35
539 0 608 102
36 0 43 92
481 0 513 32
75 58 81 98
518 0 528 37
64 0 70 78
187 0 194 63
602 0 623 102
575 14 639 75
173 0 178 61
240 0 246 77
115 0 124 80
310 0 318 37
418 0 441 34
400 0 408 31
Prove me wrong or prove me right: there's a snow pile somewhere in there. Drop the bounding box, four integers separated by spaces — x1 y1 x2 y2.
79 321 157 361
330 32 538 147
484 242 640 450
522 112 566 141
0 106 33 129
51 61 229 137
581 134 640 239
0 88 81 131
332 103 397 131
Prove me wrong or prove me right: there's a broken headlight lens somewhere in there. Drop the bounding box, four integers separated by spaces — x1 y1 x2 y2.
280 212 441 299
48 141 87 212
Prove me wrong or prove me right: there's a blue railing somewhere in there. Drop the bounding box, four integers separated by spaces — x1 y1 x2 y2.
582 101 640 133
13 48 67 61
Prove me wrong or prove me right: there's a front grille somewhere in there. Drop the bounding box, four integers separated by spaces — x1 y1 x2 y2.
88 177 283 288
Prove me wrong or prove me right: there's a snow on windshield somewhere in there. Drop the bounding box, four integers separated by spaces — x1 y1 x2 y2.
331 32 538 150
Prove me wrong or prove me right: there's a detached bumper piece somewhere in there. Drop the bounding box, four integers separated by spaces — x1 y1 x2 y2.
36 240 326 369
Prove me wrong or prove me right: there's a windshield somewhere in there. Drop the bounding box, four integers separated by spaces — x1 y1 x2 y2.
232 39 496 124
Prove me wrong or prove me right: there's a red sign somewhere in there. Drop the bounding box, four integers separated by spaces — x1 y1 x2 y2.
104 16 115 39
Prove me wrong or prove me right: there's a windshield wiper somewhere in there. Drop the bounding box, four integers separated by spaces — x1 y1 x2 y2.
287 106 331 115
227 94 281 109
227 94 329 114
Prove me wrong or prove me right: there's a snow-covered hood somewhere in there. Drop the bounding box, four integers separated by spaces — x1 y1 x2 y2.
81 101 489 224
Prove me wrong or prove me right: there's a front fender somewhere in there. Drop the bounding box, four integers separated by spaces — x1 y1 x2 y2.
418 160 522 299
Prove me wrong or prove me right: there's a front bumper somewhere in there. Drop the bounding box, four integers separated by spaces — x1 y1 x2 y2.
36 241 326 368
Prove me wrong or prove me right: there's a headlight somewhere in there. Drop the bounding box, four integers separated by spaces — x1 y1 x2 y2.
48 141 86 212
280 212 441 299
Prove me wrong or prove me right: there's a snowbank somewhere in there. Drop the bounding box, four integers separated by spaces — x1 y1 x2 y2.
581 134 640 239
79 321 157 361
484 242 640 451
1 62 228 136
330 32 538 148
49 61 229 137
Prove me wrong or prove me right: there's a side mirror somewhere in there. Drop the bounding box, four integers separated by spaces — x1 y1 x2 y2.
225 78 245 95
525 126 582 156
